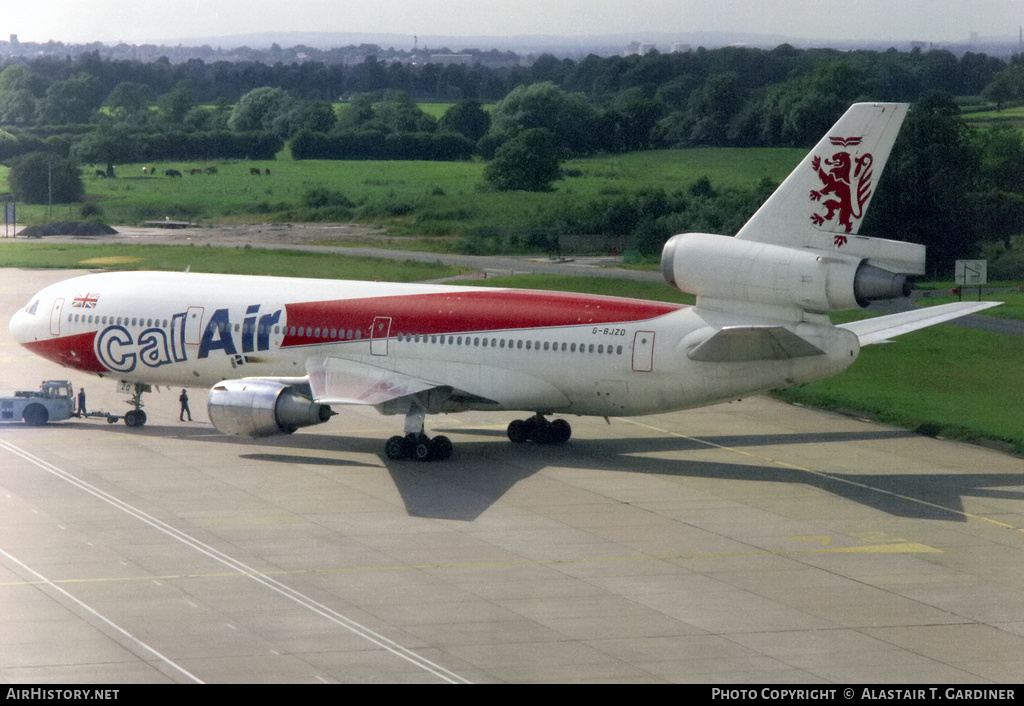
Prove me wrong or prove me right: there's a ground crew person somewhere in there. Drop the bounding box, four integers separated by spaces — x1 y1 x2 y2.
179 389 192 421
77 387 86 417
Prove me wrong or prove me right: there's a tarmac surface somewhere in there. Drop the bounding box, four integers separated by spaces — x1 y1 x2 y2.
2 268 1023 684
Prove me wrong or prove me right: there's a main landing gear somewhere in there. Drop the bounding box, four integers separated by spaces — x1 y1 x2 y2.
385 432 453 462
507 414 572 445
382 407 573 462
384 400 453 462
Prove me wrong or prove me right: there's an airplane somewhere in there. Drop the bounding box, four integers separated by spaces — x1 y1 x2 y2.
9 102 999 462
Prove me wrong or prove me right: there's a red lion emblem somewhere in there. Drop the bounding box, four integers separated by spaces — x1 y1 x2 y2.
809 136 874 247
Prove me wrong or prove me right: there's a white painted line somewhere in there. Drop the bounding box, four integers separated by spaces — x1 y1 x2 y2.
0 545 205 684
0 438 471 684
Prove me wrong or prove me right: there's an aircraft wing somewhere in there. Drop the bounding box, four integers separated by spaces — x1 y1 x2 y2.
305 355 448 405
838 301 1002 346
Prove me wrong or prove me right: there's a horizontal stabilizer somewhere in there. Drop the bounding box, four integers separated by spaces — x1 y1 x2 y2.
687 326 825 362
838 301 1002 346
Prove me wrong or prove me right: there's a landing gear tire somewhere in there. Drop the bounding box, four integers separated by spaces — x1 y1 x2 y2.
507 419 528 444
385 435 411 460
507 415 571 445
384 433 453 462
549 418 572 445
429 435 453 461
124 409 147 428
412 433 432 461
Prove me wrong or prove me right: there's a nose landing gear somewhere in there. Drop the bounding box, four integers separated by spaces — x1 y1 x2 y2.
122 382 150 428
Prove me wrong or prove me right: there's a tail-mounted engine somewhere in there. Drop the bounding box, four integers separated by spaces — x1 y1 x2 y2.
207 379 334 438
661 232 911 315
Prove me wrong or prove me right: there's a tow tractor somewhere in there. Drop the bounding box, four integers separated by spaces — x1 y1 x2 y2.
1 380 129 426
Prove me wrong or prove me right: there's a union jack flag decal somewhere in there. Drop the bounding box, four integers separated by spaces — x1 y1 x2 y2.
72 292 99 308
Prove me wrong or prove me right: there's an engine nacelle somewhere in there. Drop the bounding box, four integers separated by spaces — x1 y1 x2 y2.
207 379 334 438
661 232 910 314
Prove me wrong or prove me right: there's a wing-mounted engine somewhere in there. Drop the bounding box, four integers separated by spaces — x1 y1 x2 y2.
661 232 912 319
207 379 334 438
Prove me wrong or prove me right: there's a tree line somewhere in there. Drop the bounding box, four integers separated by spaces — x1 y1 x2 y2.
2 45 1023 273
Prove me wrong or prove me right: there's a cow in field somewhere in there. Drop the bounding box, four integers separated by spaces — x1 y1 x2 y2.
205 166 218 175
250 167 262 175
165 169 183 178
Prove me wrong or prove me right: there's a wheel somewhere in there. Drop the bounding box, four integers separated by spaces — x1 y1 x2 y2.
429 435 453 461
507 419 528 443
385 435 410 460
528 418 550 444
23 404 48 426
412 433 432 461
549 419 571 445
124 409 145 428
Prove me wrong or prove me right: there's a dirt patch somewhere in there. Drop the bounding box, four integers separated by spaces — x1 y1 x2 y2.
110 222 391 248
18 221 119 237
11 221 391 248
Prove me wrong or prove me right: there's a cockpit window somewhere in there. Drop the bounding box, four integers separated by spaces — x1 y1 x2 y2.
25 300 39 315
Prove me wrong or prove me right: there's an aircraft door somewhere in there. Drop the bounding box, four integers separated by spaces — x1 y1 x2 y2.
184 306 205 345
632 330 655 372
370 316 392 356
49 298 64 336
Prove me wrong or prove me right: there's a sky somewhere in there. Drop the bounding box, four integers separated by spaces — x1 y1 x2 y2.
3 0 1022 46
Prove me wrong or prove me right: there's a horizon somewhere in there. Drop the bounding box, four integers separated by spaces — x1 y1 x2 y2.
3 1 1022 48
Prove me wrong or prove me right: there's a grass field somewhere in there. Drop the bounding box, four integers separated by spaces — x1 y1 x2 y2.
0 147 806 245
775 324 1024 455
0 241 462 282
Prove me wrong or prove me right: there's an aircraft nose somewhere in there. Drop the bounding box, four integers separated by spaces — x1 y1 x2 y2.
9 304 38 345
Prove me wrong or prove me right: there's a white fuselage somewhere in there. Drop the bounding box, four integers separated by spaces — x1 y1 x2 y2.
9 270 859 419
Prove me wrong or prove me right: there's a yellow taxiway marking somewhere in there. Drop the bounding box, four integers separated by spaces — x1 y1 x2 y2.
0 540 942 589
620 417 1023 532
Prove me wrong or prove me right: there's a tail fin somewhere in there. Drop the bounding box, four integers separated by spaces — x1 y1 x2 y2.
735 102 923 275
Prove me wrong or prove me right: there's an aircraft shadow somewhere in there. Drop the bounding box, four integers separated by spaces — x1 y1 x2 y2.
78 421 1024 523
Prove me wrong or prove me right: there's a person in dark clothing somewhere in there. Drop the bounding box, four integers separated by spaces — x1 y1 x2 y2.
179 389 192 421
77 388 86 417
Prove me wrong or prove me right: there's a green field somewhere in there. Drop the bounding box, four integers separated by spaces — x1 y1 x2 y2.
0 147 806 245
0 241 462 282
775 324 1024 455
